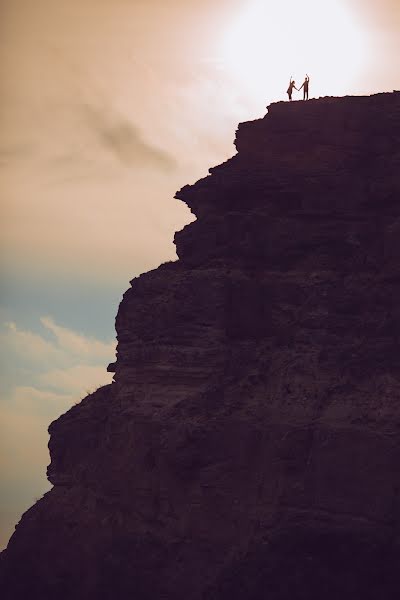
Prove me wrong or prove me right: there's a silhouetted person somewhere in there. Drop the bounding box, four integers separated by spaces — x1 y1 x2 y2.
287 77 297 101
299 75 310 100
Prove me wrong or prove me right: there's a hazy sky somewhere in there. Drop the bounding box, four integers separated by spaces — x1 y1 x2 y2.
0 0 399 549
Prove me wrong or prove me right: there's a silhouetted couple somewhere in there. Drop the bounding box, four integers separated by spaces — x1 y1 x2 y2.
287 75 310 101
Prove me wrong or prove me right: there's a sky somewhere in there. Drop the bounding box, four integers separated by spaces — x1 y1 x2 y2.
0 0 399 549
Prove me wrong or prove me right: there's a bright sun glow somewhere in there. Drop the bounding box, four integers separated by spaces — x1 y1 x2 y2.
218 0 370 105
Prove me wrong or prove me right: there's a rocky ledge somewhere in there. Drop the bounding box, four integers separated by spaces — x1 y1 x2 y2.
1 92 400 599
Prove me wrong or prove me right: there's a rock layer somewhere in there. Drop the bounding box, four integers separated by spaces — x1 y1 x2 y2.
1 93 400 599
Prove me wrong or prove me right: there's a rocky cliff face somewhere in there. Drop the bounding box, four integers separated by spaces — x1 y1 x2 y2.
1 93 400 599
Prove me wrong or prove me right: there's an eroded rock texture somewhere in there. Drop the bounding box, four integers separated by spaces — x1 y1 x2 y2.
1 93 400 599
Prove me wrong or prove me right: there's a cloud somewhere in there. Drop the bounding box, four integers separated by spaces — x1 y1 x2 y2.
38 364 112 394
1 321 62 367
0 384 72 550
0 318 116 371
0 316 115 549
40 316 115 362
82 103 177 170
6 385 74 417
0 144 33 167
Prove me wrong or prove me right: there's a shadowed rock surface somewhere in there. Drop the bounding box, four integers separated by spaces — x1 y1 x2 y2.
1 92 400 599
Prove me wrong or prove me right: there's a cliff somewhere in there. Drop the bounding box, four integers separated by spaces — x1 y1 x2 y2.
1 92 400 599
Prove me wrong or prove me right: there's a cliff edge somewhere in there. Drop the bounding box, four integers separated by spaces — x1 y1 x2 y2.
1 93 400 599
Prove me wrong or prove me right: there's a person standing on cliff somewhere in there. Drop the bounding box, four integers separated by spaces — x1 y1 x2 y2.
299 74 310 100
287 77 298 101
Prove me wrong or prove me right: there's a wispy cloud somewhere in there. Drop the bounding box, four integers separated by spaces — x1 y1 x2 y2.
1 318 115 369
40 316 115 362
0 144 33 167
2 321 62 367
82 103 177 170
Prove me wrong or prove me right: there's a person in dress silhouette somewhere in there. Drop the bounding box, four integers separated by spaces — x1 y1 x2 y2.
287 77 298 101
299 75 310 100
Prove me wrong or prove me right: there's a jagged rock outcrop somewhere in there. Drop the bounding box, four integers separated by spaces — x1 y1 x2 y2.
1 93 400 599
